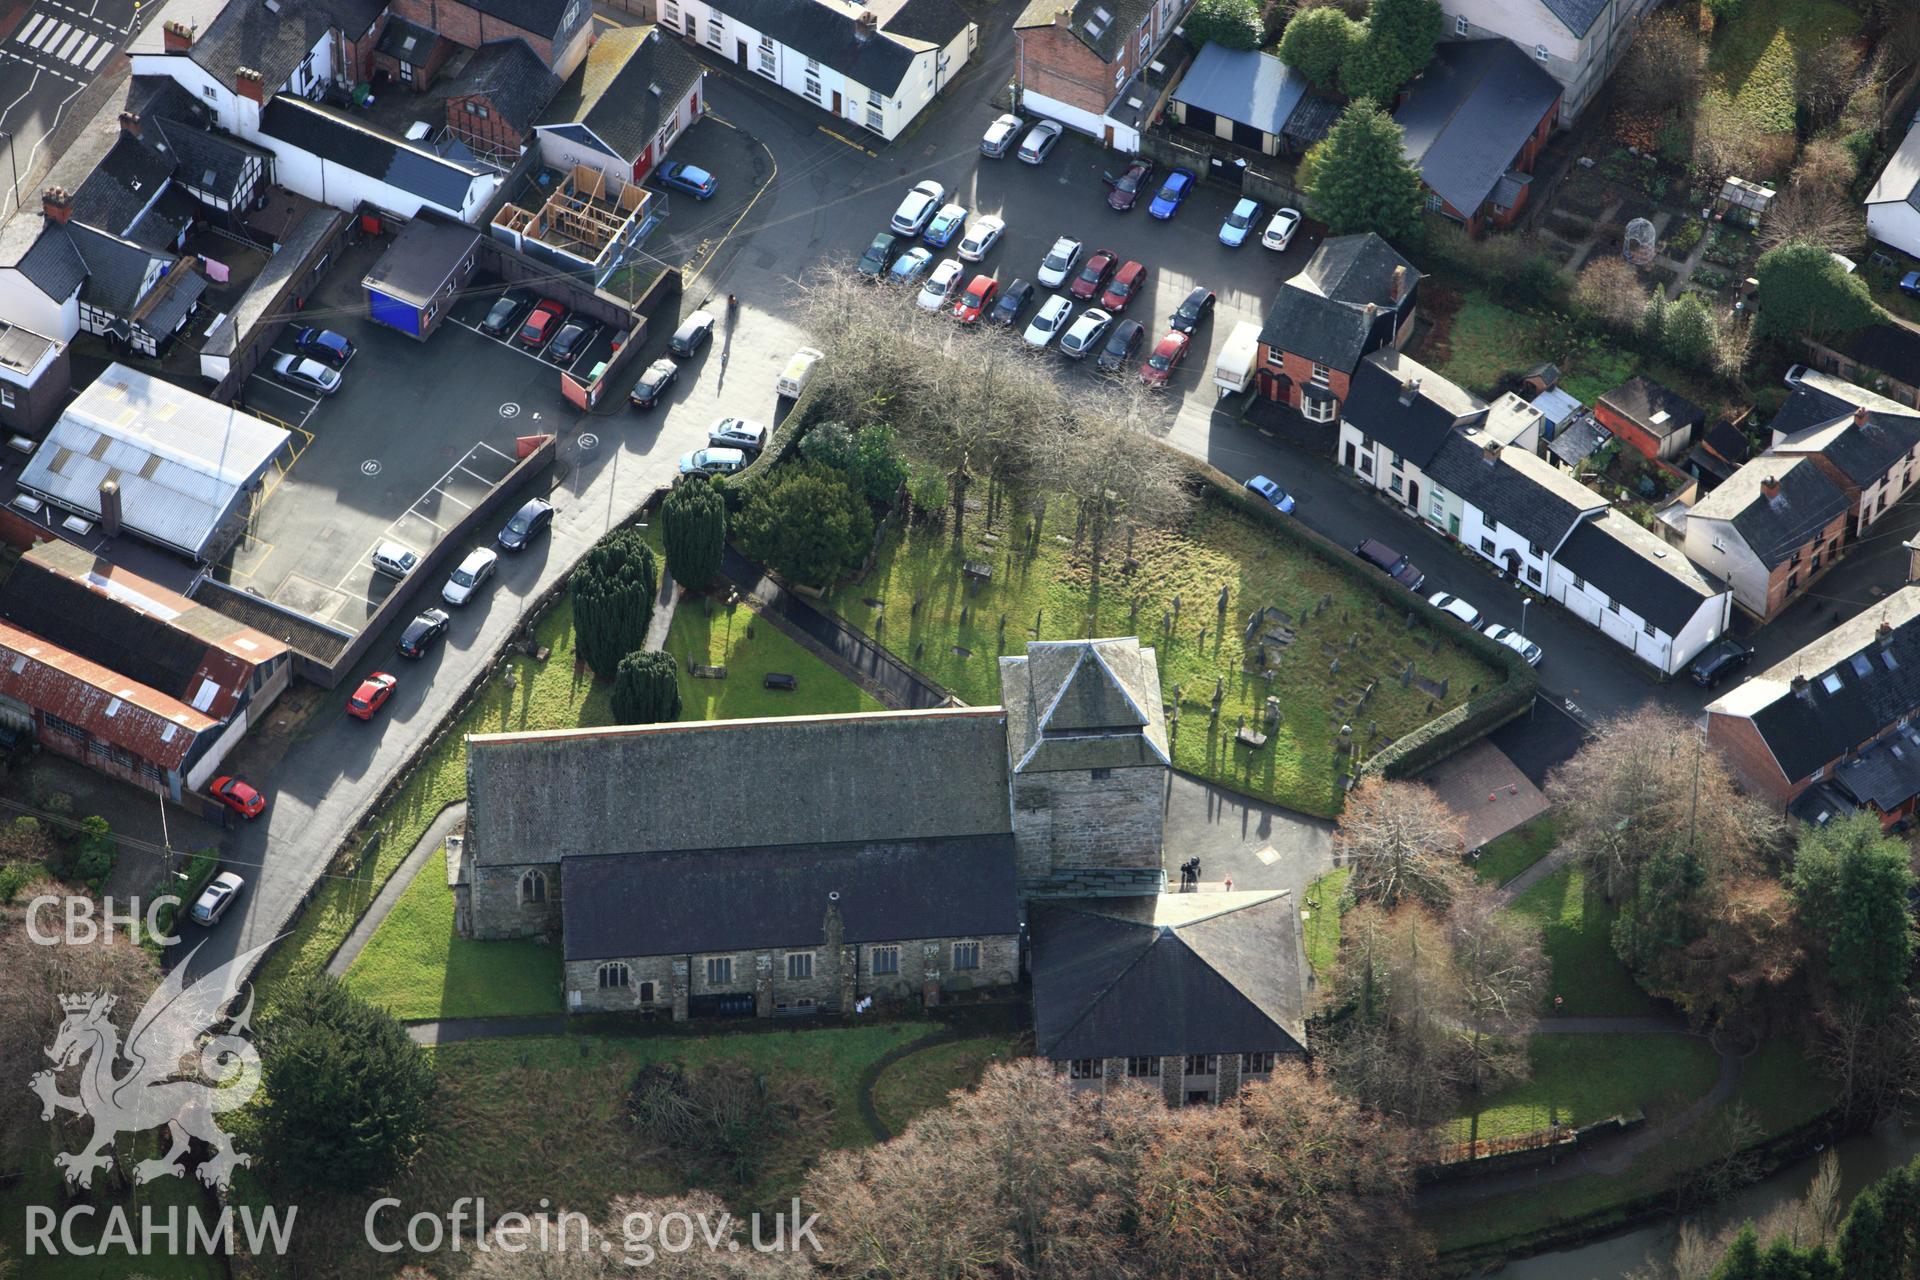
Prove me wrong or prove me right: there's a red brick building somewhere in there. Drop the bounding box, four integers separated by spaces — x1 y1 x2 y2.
385 0 594 80
1394 39 1560 236
1594 376 1705 464
1256 233 1419 422
1012 0 1193 151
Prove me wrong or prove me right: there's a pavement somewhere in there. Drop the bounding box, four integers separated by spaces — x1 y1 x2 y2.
0 0 141 221
324 802 465 979
1422 741 1551 852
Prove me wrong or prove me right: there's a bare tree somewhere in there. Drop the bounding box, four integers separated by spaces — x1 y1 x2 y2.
1616 10 1706 116
1818 995 1920 1125
1759 181 1866 255
465 1191 810 1278
1447 885 1547 1094
1047 383 1192 603
1689 99 1795 182
1574 257 1652 333
1796 38 1865 129
1336 777 1469 910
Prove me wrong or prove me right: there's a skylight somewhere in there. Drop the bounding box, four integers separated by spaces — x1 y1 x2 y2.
1821 671 1844 694
1851 653 1874 678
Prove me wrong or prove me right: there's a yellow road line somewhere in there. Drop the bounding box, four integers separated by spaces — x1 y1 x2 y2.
818 125 878 157
685 117 781 294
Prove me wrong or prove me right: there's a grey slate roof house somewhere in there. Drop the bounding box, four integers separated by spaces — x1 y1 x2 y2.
1393 39 1562 234
1765 376 1920 535
534 24 704 185
1169 44 1336 156
1435 0 1658 121
1685 455 1852 621
1806 320 1920 411
1257 233 1421 419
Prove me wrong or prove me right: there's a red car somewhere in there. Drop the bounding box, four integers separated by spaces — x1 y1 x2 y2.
517 299 568 346
1141 330 1191 386
347 671 398 721
1104 158 1156 212
953 274 999 324
210 776 266 819
1067 249 1118 301
1099 260 1147 313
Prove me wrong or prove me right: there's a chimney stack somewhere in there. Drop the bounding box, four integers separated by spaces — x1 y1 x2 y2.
234 67 265 104
1855 403 1869 426
118 111 142 138
1482 439 1502 464
1879 619 1895 649
1398 377 1416 406
41 187 71 225
1792 673 1809 699
1389 264 1408 302
1760 475 1781 500
98 480 121 540
855 9 877 40
162 19 195 52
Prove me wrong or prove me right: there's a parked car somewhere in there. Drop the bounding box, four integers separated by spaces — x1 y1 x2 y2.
1219 198 1261 247
1104 158 1156 211
1244 475 1295 514
1140 330 1190 386
1099 259 1146 312
1483 623 1543 667
209 777 266 819
917 258 965 311
680 447 748 478
292 326 354 367
667 311 716 358
981 112 1025 158
1170 286 1216 334
441 547 499 606
1094 318 1146 373
657 160 717 198
888 246 934 284
271 353 340 396
396 608 451 659
347 671 397 720
518 299 569 346
957 214 1005 262
954 274 999 324
857 231 901 277
189 871 246 923
708 416 768 451
630 357 679 409
1147 168 1196 219
479 290 532 337
369 540 419 580
497 497 554 551
1059 308 1114 360
1017 120 1063 163
548 317 602 364
1783 364 1809 388
989 278 1036 326
776 347 824 398
1024 294 1073 348
1262 207 1301 251
890 179 946 235
1037 236 1082 288
1354 538 1426 590
1427 590 1486 630
1902 272 1920 300
1067 249 1118 301
1689 638 1756 689
924 203 967 248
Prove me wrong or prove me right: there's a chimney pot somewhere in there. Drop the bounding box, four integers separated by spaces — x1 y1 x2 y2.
1792 672 1809 698
235 66 265 104
41 186 71 224
1389 264 1408 302
162 19 195 52
118 111 142 138
1879 619 1895 648
1855 403 1869 426
1761 474 1780 500
1482 440 1502 463
855 8 878 39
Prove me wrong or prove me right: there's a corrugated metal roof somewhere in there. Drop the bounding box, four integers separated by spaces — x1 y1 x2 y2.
0 617 213 769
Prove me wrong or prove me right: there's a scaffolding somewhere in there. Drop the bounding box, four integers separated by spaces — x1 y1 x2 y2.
490 164 654 280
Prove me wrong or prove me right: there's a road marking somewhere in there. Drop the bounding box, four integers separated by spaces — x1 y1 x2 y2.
431 485 472 509
51 26 84 60
474 440 515 463
457 465 496 486
82 38 108 70
16 15 47 44
28 19 62 49
360 459 381 476
817 124 876 157
70 34 98 66
406 505 446 534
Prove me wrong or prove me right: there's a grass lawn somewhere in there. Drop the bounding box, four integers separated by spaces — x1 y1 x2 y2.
1474 814 1560 886
1509 865 1662 1018
1445 1033 1719 1144
1706 0 1860 134
824 495 1503 816
870 1035 1024 1137
1436 293 1540 395
666 593 885 720
0 1137 224 1279
1302 866 1351 983
1732 1038 1838 1134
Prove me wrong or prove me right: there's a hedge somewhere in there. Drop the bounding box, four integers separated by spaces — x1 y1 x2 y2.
154 848 222 940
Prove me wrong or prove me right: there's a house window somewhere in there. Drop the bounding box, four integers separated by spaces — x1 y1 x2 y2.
705 15 723 49
1643 618 1657 636
660 113 681 146
1115 64 1125 90
1426 191 1445 213
597 962 630 989
1788 572 1800 593
1711 537 1727 553
953 940 981 970
1430 495 1445 521
1607 598 1621 613
786 952 814 980
1525 566 1542 586
1184 1054 1218 1076
1390 473 1403 495
202 85 217 100
706 956 734 985
807 57 819 72
865 104 885 132
1091 767 1112 780
1534 43 1550 60
804 75 822 102
519 869 546 904
1266 349 1285 369
1480 537 1497 556
663 0 678 22
872 946 900 975
0 385 14 409
1528 541 1544 557
1070 1058 1104 1079
1454 14 1469 35
1358 452 1373 475
1302 396 1336 424
757 33 776 77
1139 28 1150 57
1570 573 1585 590
1310 363 1331 386
1127 1057 1161 1077
1241 1052 1276 1074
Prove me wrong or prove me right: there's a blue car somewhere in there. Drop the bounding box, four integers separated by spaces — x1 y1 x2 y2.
657 161 717 199
1219 198 1261 247
1147 168 1196 220
1244 474 1295 514
292 326 354 368
924 202 968 249
1901 271 1920 299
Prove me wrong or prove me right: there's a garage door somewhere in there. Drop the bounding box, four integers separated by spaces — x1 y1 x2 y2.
1183 106 1217 135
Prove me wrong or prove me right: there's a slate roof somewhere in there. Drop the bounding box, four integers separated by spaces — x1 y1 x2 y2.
1000 637 1169 774
1554 511 1718 636
1828 322 1920 388
1260 233 1420 370
1015 0 1152 64
1865 122 1920 211
64 224 167 318
1597 375 1704 440
1545 412 1610 469
259 97 487 212
1171 44 1308 137
14 224 87 301
311 0 384 38
713 0 968 96
71 135 176 239
1030 893 1307 1060
447 40 560 134
1394 40 1561 216
1342 348 1487 469
187 0 335 90
1697 420 1753 467
1770 404 1920 489
467 0 582 39
0 618 215 772
466 708 1013 868
537 25 701 161
1425 428 1607 550
1539 0 1610 37
1834 729 1920 813
155 118 268 203
375 16 451 65
560 834 1020 961
1689 456 1851 569
136 267 205 337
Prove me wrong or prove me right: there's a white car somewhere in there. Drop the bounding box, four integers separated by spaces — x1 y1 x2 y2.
708 417 768 451
957 214 1006 262
1058 307 1114 360
1037 236 1082 289
1483 623 1543 667
189 871 245 925
917 258 964 311
1024 294 1073 348
889 179 945 235
441 547 499 606
981 112 1024 158
1427 590 1485 630
1262 207 1301 251
271 352 341 395
1017 119 1063 164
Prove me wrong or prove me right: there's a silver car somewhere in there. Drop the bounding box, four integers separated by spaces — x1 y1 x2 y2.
190 871 245 925
1017 120 1063 164
1058 307 1114 360
272 352 341 395
1037 236 1082 289
441 547 499 606
889 179 946 235
708 416 768 451
679 447 748 478
1427 590 1486 630
981 112 1024 158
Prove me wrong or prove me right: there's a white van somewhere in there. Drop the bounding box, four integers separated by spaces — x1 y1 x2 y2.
1213 321 1262 397
776 347 824 399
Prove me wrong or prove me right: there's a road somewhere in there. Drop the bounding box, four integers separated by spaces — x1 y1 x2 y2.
0 0 139 219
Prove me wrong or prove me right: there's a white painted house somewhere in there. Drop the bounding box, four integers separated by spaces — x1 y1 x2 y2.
534 24 705 188
1437 0 1656 121
1866 123 1920 262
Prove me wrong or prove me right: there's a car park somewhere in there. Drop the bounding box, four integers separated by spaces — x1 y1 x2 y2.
924 203 968 248
441 547 499 606
518 299 569 346
957 215 1005 262
1483 623 1543 667
479 290 532 337
210 776 266 819
1427 591 1486 629
777 347 825 398
630 357 679 409
370 540 419 580
708 417 768 451
1140 330 1190 386
1099 260 1146 312
1147 168 1196 219
657 160 717 198
1170 286 1216 334
917 258 964 311
1262 207 1301 251
396 608 451 659
347 672 398 720
1104 158 1156 212
981 112 1024 158
497 498 554 551
1068 249 1118 301
668 310 717 358
292 327 354 367
1058 307 1114 359
271 353 341 396
989 278 1036 326
189 871 246 924
1354 538 1426 590
1219 198 1261 247
889 246 934 284
954 274 999 324
548 317 601 364
1244 475 1295 513
1689 637 1756 688
890 179 945 235
1094 318 1146 373
680 447 749 478
1037 236 1082 288
1017 119 1063 163
1024 294 1073 348
857 232 901 277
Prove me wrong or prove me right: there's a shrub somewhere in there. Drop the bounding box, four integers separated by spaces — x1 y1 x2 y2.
68 815 117 890
800 421 907 505
1513 256 1568 310
1340 0 1443 102
1181 0 1261 50
1277 5 1361 89
1662 291 1718 370
1669 218 1703 254
612 649 682 725
570 527 659 681
660 477 726 591
1573 257 1651 333
735 463 874 589
1754 240 1880 342
908 465 949 525
627 1061 814 1186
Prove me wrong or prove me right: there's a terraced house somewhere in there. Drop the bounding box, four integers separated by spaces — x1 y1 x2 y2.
1014 0 1191 151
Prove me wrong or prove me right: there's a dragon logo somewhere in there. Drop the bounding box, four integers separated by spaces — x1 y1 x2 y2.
29 940 274 1190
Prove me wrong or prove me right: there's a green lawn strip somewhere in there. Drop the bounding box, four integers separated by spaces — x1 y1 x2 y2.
1302 866 1351 982
1474 814 1560 885
1706 0 1860 134
869 1035 1024 1137
1509 865 1662 1018
1446 1033 1719 1144
1731 1038 1838 1134
666 594 885 719
824 495 1501 817
341 847 562 1021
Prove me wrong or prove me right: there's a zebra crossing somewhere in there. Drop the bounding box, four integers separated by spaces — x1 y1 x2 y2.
9 9 118 84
